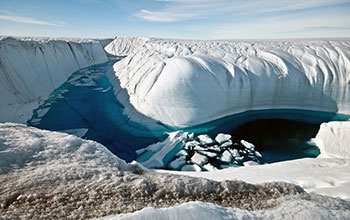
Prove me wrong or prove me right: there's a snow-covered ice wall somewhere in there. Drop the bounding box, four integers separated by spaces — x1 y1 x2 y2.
105 36 149 56
314 121 350 158
109 38 350 127
0 36 108 123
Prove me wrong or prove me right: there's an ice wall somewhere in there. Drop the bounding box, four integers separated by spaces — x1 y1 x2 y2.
314 121 350 158
110 38 350 127
0 36 108 123
105 36 149 56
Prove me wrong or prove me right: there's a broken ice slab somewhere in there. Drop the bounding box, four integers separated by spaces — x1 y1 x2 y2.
197 134 214 145
190 152 208 166
220 140 233 148
220 150 233 163
203 163 217 171
241 140 255 150
197 150 218 158
136 131 188 168
215 133 232 144
185 140 200 149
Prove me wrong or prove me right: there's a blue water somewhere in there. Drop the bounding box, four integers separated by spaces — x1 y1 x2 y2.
28 58 169 161
28 58 350 163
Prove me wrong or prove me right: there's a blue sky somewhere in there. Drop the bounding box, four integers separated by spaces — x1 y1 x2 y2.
0 0 350 39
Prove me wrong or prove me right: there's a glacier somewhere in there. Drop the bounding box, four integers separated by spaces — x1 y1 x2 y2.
0 36 109 123
107 38 350 127
1 36 350 219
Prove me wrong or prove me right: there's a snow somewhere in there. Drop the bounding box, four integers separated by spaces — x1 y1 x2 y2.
0 36 108 123
161 157 350 200
314 121 350 158
110 38 350 127
100 200 350 220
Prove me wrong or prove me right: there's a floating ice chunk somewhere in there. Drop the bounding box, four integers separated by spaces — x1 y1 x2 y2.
220 140 233 148
215 133 232 144
197 134 214 145
255 151 262 158
169 156 186 170
185 140 200 149
203 163 217 171
194 145 207 151
175 150 188 157
220 150 233 163
136 131 188 168
229 149 240 157
235 156 244 161
208 145 221 152
198 151 218 158
181 164 202 172
188 133 195 140
241 140 255 150
191 152 208 166
243 161 260 166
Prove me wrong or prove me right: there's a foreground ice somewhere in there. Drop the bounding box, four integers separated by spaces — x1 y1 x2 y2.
107 38 350 127
1 123 349 220
0 37 108 123
101 200 350 220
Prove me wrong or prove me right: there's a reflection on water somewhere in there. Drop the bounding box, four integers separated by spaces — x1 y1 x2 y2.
230 119 321 163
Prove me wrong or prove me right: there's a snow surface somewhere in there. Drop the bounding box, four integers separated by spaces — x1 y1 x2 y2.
109 38 350 127
0 36 108 123
100 199 350 220
314 121 350 158
161 157 350 200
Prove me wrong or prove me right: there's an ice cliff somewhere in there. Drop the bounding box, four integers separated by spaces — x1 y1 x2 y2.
108 38 350 127
0 37 108 123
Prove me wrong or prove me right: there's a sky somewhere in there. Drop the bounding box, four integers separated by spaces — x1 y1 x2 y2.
0 0 350 40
